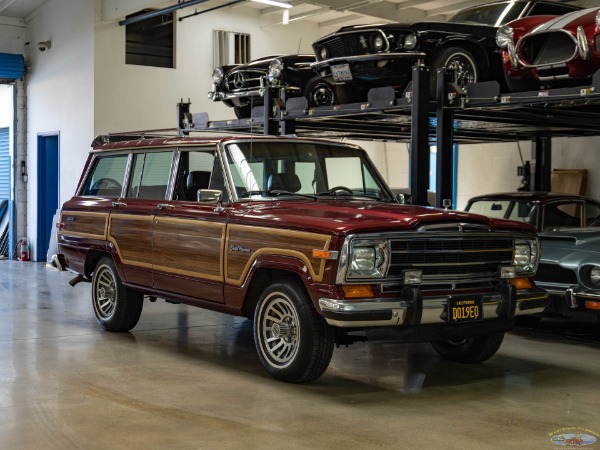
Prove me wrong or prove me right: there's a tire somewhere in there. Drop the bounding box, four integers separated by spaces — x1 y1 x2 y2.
91 256 143 332
430 47 479 99
254 278 335 383
304 77 337 108
233 105 252 119
431 332 504 363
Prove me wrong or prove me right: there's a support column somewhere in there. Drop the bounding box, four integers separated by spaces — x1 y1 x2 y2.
435 68 454 208
531 136 552 192
12 80 27 259
410 65 430 206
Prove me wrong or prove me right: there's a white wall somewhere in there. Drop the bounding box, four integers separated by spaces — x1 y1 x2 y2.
94 5 325 133
455 141 529 210
0 85 13 128
0 16 27 54
25 0 94 257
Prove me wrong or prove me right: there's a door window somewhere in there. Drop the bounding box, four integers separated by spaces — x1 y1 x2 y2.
81 155 128 197
127 152 173 199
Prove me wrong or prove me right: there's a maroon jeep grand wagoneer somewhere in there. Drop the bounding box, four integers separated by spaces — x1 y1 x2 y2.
56 134 549 382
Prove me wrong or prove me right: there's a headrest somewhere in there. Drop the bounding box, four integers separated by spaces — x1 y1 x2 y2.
186 171 211 191
268 173 301 193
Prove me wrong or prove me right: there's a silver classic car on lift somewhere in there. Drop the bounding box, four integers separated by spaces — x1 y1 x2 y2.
536 228 600 322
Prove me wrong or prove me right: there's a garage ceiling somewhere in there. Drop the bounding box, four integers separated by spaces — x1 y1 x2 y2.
0 0 585 28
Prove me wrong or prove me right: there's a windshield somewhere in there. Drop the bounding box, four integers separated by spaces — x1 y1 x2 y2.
224 141 392 201
448 2 526 26
465 199 534 223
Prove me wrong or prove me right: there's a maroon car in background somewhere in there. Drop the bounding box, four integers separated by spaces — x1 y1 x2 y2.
496 7 600 91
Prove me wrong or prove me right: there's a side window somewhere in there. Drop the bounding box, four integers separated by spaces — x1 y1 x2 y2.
543 202 582 230
80 155 128 197
528 4 576 16
127 152 173 200
585 203 600 226
174 149 229 202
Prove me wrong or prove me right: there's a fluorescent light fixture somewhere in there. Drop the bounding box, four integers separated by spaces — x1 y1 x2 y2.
251 0 292 8
283 9 289 24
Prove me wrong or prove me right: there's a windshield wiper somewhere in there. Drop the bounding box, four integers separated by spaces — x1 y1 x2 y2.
316 191 383 201
240 190 317 200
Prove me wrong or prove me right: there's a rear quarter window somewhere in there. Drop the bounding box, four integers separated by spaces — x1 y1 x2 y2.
81 155 128 197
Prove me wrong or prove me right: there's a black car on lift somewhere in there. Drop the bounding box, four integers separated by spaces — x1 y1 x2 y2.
208 54 339 118
311 1 580 100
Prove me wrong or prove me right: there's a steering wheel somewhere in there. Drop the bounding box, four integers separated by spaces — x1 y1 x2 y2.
329 186 353 195
91 177 122 192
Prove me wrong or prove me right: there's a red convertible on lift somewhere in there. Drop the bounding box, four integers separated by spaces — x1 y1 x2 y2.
496 7 600 91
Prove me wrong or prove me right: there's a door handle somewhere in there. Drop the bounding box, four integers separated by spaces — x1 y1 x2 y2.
111 201 127 207
157 203 175 210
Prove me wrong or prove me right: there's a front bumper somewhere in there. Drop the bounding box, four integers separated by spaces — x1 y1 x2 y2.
208 83 301 102
311 52 426 71
318 285 549 328
541 283 600 310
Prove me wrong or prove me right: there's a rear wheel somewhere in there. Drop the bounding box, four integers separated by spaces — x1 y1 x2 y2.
92 256 143 332
254 278 334 383
431 332 504 363
430 47 479 98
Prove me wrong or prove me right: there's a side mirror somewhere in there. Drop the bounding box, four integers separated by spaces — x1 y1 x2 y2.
197 189 224 212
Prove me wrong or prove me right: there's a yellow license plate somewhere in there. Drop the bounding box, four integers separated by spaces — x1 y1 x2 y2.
448 297 483 322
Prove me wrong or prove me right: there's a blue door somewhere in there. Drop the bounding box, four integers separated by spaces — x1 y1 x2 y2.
37 134 59 261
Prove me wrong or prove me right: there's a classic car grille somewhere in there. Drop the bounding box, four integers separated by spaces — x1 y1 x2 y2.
322 34 374 58
388 237 514 282
519 32 576 66
535 263 577 285
224 69 265 93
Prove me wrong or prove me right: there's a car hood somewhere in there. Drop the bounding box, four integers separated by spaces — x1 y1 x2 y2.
335 21 497 37
540 227 600 265
235 200 536 235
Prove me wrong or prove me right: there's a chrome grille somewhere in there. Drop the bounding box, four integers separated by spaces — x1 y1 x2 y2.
389 237 514 283
323 34 366 58
224 69 265 93
518 31 577 66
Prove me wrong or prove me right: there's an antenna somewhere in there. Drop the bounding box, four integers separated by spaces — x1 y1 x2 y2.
297 37 302 54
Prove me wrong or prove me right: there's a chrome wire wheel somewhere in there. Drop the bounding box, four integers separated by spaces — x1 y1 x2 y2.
445 53 477 90
93 264 117 320
257 292 301 368
310 83 335 107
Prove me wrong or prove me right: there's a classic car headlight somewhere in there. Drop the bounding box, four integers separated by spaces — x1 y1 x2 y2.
212 67 224 84
590 266 600 286
496 25 514 48
596 9 600 29
268 58 284 83
403 33 417 50
371 33 385 51
513 239 539 274
346 239 389 279
318 46 328 60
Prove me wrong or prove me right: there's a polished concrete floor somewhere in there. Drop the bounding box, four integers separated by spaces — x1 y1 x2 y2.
1 261 599 449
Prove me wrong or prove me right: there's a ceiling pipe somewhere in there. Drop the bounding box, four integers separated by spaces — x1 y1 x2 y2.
179 0 246 21
118 0 211 26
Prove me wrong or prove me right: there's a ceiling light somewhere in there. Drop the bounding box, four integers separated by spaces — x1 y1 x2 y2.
282 9 289 24
251 0 292 8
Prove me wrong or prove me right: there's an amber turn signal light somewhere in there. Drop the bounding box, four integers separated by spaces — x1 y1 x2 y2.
342 285 374 298
585 300 600 310
510 277 533 289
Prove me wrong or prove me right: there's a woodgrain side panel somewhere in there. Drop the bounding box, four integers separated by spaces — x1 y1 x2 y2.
58 212 108 240
153 218 225 281
108 215 154 269
225 225 332 285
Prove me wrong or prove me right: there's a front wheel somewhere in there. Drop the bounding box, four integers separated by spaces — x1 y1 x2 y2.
92 256 143 332
430 47 479 98
431 332 504 363
304 77 337 108
254 278 335 383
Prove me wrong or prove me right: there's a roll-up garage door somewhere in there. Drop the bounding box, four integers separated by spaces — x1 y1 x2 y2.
0 127 9 257
0 53 25 82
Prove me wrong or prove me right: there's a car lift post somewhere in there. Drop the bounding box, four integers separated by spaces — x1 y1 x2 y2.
435 68 455 208
410 65 431 206
531 136 552 191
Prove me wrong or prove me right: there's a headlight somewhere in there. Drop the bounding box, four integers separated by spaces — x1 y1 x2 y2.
346 239 389 279
212 67 224 84
268 58 284 83
513 239 539 274
371 33 385 51
596 9 600 28
403 33 417 50
590 266 600 286
318 46 328 60
496 25 514 48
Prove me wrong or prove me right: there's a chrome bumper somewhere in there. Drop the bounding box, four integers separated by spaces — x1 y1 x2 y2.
208 84 301 102
318 286 549 328
311 52 426 70
541 284 600 309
